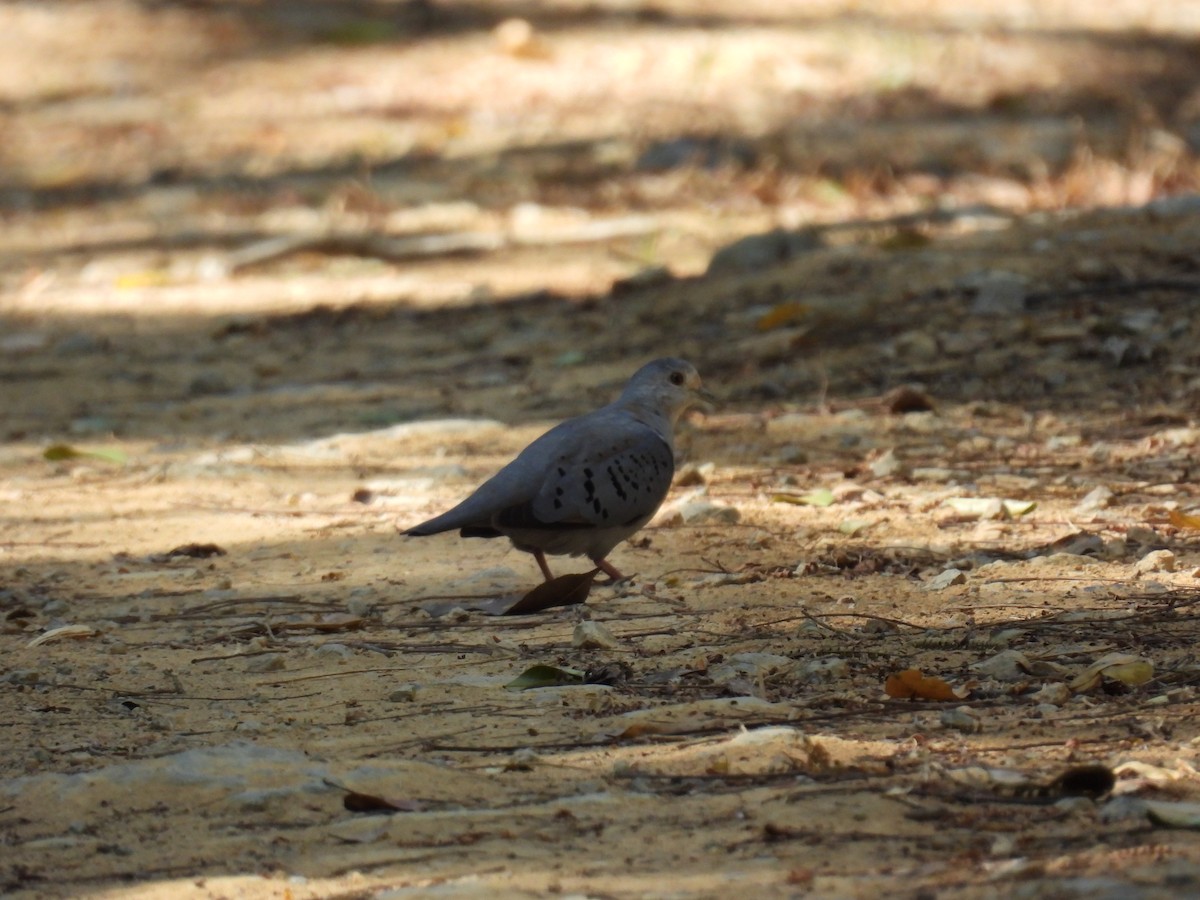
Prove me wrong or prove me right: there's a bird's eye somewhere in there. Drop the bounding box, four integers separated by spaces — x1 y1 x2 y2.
669 371 685 386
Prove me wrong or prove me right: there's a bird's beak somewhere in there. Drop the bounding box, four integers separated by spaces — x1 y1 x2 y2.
693 385 720 410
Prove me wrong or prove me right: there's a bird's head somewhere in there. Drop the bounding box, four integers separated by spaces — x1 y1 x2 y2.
620 357 717 423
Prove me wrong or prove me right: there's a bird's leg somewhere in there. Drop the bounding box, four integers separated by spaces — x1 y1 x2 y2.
591 556 628 584
533 550 555 582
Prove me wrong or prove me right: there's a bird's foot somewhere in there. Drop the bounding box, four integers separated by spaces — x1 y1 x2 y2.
591 557 634 586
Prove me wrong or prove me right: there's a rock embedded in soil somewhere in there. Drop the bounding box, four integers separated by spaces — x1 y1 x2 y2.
572 621 619 650
1135 549 1176 575
925 568 967 590
1075 485 1115 514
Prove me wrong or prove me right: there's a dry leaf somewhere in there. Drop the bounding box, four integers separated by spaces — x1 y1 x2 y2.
617 721 672 739
878 228 931 250
283 614 365 633
882 385 935 413
943 497 1036 519
419 569 598 618
755 301 810 331
504 569 598 615
44 444 127 465
28 624 97 647
885 668 966 701
1145 799 1200 829
1070 652 1154 693
148 543 227 562
342 791 424 813
772 488 834 507
1169 509 1200 530
1103 660 1155 686
600 698 789 740
325 779 424 814
115 270 171 289
505 664 585 691
1043 764 1115 800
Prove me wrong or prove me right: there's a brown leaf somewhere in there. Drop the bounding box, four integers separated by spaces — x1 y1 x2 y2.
281 614 365 633
1169 509 1200 530
883 385 935 414
762 822 806 841
885 668 964 701
149 543 227 562
342 791 424 813
1045 764 1115 800
324 777 425 813
617 721 670 739
755 301 809 331
878 228 931 250
503 569 598 615
419 570 598 618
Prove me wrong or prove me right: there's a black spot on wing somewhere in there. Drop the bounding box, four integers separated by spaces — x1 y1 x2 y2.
606 465 628 501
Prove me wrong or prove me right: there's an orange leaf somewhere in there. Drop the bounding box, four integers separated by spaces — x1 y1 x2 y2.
885 668 963 701
1169 509 1200 530
617 721 669 739
755 301 809 332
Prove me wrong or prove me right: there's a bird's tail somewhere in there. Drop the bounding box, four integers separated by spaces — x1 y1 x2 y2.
402 506 496 538
400 518 449 537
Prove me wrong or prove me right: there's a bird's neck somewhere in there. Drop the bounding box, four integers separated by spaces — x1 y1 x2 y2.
619 401 677 445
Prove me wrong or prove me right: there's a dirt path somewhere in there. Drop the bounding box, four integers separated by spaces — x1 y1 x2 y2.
4 3 1200 898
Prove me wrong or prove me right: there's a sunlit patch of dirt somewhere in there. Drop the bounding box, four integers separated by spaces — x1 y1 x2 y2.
4 2 1200 898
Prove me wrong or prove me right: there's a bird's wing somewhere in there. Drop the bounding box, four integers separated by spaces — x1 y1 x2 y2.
404 408 674 536
402 414 586 536
504 420 674 529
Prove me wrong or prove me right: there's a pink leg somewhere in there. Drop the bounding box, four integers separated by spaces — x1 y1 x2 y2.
591 556 627 582
533 550 555 582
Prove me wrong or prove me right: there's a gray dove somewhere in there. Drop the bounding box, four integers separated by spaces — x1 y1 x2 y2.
402 358 714 581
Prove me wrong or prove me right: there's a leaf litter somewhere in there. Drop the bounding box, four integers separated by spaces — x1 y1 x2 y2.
6 2 1200 897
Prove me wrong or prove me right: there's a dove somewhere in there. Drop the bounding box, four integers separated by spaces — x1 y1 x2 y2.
402 358 714 581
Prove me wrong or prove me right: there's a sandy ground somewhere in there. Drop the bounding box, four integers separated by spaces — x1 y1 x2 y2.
5 2 1200 898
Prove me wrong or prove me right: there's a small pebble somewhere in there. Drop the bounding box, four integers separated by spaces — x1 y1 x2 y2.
388 685 420 703
1135 549 1176 575
678 499 740 524
504 748 541 770
245 655 286 673
912 467 966 483
869 449 903 478
797 657 848 683
940 707 982 733
1074 485 1114 514
925 568 967 591
572 621 619 650
675 462 716 487
1031 682 1072 707
188 372 231 396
